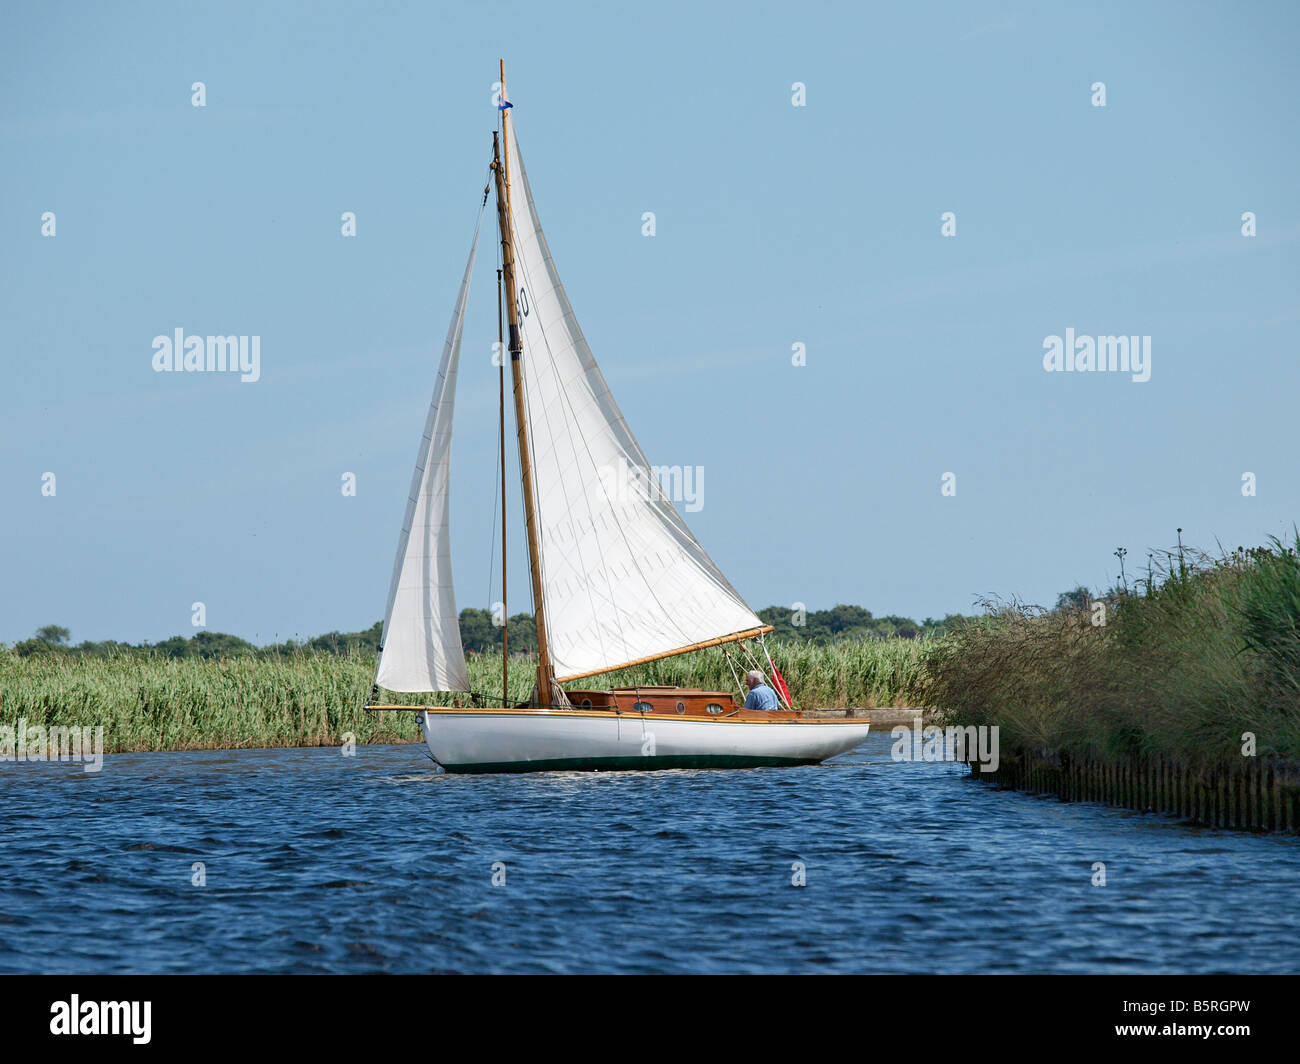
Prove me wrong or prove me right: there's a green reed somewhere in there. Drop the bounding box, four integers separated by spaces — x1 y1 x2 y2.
906 536 1300 763
0 637 930 753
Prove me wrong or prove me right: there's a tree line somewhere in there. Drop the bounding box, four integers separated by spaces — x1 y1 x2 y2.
7 603 983 661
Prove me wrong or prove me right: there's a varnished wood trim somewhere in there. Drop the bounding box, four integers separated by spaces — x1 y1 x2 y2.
368 705 869 725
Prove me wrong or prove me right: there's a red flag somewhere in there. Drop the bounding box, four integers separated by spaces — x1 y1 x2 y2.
765 647 792 708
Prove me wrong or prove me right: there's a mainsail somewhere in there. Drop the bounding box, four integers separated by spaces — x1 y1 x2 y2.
374 214 482 693
506 121 766 681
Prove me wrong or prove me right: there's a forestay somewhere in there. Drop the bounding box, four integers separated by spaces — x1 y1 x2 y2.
374 215 481 693
506 122 765 681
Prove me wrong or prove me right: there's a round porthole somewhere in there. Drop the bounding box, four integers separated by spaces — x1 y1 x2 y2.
632 701 653 714
675 701 686 714
580 698 592 710
705 703 724 715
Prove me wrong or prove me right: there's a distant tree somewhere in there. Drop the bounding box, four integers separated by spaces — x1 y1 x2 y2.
872 614 919 639
74 639 135 658
457 609 495 654
11 625 74 655
191 631 255 659
822 604 875 635
1055 587 1092 611
757 605 810 641
9 602 967 661
13 638 62 656
754 604 969 644
505 612 538 654
458 609 537 654
920 614 971 638
152 636 193 659
308 621 382 655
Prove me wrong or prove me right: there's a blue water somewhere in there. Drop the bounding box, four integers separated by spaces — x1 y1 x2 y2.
2 731 1298 974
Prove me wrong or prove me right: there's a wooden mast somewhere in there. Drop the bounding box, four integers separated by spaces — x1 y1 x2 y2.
493 59 555 706
497 265 508 707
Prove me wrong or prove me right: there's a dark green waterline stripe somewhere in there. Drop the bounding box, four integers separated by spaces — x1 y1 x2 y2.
442 754 821 774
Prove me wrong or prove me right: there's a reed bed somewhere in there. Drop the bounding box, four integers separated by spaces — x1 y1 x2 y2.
0 638 931 753
0 651 415 752
907 537 1300 765
588 639 934 710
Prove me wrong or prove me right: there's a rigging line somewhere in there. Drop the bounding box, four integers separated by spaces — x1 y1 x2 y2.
739 639 786 708
505 206 542 613
496 344 536 676
484 358 502 617
517 375 561 705
484 190 506 623
505 157 698 663
721 645 745 700
510 285 546 684
498 130 553 687
479 162 502 696
497 122 546 691
758 631 793 710
736 639 769 709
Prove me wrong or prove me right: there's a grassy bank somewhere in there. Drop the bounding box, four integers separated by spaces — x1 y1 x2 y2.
0 652 411 752
907 536 1300 766
0 638 931 753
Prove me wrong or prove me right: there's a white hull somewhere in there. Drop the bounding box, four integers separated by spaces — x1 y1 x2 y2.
416 709 871 773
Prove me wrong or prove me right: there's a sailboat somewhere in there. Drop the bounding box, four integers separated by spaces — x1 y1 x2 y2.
366 63 871 773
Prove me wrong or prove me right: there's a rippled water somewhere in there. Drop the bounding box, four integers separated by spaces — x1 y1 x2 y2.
2 730 1297 973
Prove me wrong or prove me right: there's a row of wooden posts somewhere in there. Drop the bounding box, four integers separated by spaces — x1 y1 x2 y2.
971 750 1300 832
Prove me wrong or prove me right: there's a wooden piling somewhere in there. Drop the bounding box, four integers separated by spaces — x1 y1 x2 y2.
1249 761 1259 831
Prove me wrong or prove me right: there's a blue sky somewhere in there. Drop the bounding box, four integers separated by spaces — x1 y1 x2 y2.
2 0 1297 645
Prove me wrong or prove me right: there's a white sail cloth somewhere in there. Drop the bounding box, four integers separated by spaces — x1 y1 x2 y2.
506 122 765 680
374 215 481 693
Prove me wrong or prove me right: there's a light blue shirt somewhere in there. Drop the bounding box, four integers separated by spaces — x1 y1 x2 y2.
744 683 780 711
